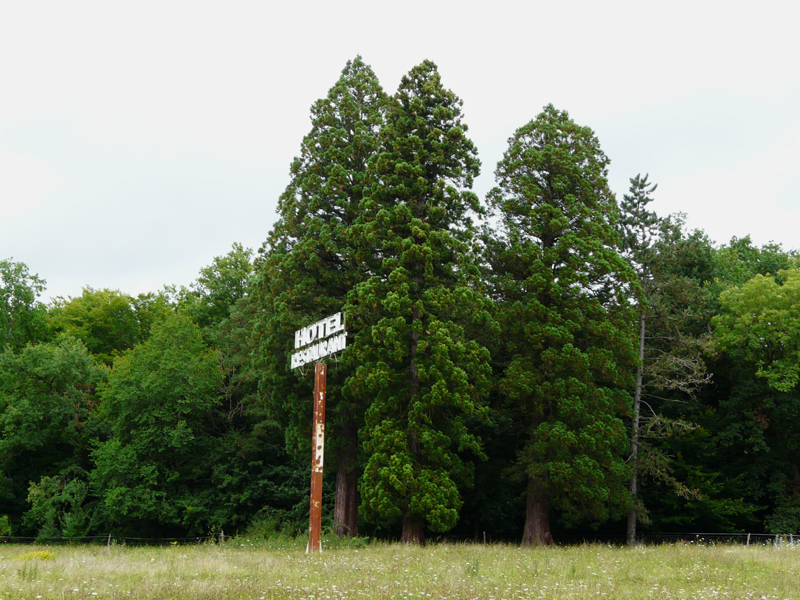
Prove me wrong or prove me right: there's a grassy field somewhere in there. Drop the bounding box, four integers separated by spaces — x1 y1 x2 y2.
1 537 798 599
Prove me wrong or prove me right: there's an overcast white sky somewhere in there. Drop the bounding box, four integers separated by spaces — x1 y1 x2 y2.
2 0 798 301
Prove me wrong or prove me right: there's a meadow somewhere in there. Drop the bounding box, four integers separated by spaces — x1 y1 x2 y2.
1 537 797 599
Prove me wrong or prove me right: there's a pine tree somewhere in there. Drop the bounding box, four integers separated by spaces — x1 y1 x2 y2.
486 104 638 546
250 56 387 537
619 184 712 544
619 174 661 544
346 60 495 544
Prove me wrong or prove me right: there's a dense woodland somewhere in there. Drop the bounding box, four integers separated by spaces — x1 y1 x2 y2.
2 57 799 546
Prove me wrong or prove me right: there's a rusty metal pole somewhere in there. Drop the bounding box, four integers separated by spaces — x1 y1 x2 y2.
307 362 326 553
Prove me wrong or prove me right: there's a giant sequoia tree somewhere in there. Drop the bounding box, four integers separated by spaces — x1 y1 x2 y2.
486 105 638 546
251 56 386 537
347 60 495 544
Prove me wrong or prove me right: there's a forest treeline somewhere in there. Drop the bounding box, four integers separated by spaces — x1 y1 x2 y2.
2 57 799 545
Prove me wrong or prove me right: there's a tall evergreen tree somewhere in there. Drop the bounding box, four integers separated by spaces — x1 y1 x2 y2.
346 60 495 544
619 175 664 545
486 104 638 546
250 56 387 537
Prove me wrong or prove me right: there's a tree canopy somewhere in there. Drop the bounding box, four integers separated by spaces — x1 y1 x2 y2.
0 258 48 352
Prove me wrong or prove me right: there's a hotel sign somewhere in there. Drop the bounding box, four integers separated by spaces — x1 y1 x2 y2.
291 312 347 369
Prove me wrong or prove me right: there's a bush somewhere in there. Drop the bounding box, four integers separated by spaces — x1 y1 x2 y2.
0 514 11 536
765 494 800 535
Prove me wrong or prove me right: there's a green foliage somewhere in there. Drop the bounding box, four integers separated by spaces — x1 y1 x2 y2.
714 270 800 393
0 514 11 536
712 236 798 289
348 59 494 537
5 62 800 543
25 467 94 540
656 217 716 293
0 336 103 453
176 245 303 535
619 174 661 277
765 494 800 534
637 417 763 532
0 336 104 534
249 56 389 543
712 269 800 532
617 176 713 542
486 104 637 531
0 258 49 352
251 55 387 464
179 243 254 336
91 313 222 535
50 288 172 364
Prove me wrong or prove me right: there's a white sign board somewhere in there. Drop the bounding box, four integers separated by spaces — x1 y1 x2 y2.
291 312 347 369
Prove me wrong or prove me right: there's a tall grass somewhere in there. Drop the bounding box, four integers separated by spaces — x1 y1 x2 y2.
1 537 797 599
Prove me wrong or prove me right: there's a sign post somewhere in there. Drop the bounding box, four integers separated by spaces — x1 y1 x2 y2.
307 362 326 553
291 312 346 553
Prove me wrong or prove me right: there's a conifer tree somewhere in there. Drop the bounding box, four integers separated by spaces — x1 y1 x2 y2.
486 105 638 546
619 174 661 544
619 177 711 544
250 56 386 537
346 60 495 544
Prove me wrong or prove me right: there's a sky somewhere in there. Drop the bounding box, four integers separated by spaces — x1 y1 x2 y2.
2 0 798 302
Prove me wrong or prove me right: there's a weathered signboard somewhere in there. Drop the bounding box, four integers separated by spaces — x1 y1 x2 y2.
291 312 347 369
293 312 346 553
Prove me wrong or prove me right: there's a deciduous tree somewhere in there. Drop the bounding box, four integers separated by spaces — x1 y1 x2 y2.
0 336 104 535
50 288 171 365
0 258 48 352
714 269 800 533
179 243 254 336
90 313 222 535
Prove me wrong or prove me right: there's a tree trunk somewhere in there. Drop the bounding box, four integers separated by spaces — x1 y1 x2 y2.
627 310 646 546
402 514 425 544
521 477 553 547
402 423 423 544
401 298 424 545
333 417 359 538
